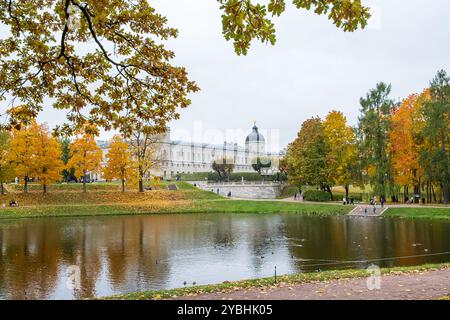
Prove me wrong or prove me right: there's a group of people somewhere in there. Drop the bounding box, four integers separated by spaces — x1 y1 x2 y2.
1 200 19 208
293 190 303 201
369 196 385 208
342 197 355 205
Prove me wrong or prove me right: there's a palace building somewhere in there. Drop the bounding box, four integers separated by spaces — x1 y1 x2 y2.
96 123 283 180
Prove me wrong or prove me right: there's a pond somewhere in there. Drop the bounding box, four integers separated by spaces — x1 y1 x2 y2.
0 213 449 299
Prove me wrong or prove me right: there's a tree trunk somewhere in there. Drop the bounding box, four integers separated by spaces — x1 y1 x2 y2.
24 176 28 193
345 185 349 198
326 185 333 199
43 184 47 194
121 179 125 193
138 167 144 192
431 184 436 203
442 182 449 205
0 182 4 195
83 170 87 193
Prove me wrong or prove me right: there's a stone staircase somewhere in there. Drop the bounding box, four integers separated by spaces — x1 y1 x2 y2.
347 205 388 217
195 182 281 199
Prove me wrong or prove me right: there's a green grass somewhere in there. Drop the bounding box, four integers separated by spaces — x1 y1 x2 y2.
385 207 450 220
102 262 450 300
0 199 351 220
4 182 448 221
184 199 351 215
0 181 351 220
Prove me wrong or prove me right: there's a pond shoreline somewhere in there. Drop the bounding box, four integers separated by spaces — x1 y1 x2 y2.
0 200 449 221
0 182 448 221
0 200 352 220
102 263 450 300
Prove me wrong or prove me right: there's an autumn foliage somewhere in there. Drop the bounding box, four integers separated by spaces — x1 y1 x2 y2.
31 123 64 193
66 132 103 193
285 71 450 204
103 135 133 193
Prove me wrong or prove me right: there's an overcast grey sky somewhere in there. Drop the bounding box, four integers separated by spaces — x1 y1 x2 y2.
37 0 450 151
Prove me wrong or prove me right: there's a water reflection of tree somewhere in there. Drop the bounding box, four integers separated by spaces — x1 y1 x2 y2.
0 220 61 299
285 216 450 272
1 215 449 299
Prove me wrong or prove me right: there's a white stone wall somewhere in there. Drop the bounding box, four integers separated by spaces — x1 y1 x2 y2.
197 182 281 199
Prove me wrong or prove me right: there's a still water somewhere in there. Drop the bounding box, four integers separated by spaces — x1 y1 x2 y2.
0 213 449 299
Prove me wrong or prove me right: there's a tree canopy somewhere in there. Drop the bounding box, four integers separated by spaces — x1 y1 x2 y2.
66 131 103 192
103 135 133 192
212 158 235 181
285 117 331 192
284 70 450 204
220 0 370 55
358 82 395 198
0 0 199 136
0 0 370 136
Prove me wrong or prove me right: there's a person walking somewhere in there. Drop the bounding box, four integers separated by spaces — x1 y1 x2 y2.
381 196 385 209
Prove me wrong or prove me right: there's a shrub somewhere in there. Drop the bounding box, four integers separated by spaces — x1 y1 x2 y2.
278 185 299 199
303 190 332 202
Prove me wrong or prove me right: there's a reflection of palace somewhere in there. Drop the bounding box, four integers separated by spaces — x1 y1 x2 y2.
97 124 283 180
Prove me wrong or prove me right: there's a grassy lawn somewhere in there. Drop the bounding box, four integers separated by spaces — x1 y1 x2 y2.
184 200 350 215
385 207 450 220
103 262 450 300
0 182 351 220
2 182 448 221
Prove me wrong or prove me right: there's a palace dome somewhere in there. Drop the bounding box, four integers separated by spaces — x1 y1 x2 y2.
245 124 265 143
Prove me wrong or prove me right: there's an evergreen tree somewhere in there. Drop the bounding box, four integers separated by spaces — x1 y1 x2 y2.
358 83 395 199
420 70 450 204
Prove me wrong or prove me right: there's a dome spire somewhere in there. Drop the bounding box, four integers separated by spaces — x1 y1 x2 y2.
246 121 265 143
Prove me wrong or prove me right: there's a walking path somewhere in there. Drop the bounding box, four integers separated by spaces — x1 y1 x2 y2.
179 268 450 300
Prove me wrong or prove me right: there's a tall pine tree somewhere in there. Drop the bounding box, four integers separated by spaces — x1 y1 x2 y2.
358 83 395 200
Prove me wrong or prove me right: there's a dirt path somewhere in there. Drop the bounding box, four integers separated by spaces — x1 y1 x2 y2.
180 268 450 300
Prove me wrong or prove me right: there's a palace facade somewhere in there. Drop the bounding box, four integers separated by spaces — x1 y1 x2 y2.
96 124 283 180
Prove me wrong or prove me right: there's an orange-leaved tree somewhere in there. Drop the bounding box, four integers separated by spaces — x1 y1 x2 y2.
8 122 38 193
33 123 65 193
127 124 157 193
388 91 428 199
323 110 357 198
67 132 103 193
103 135 133 193
0 130 15 195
